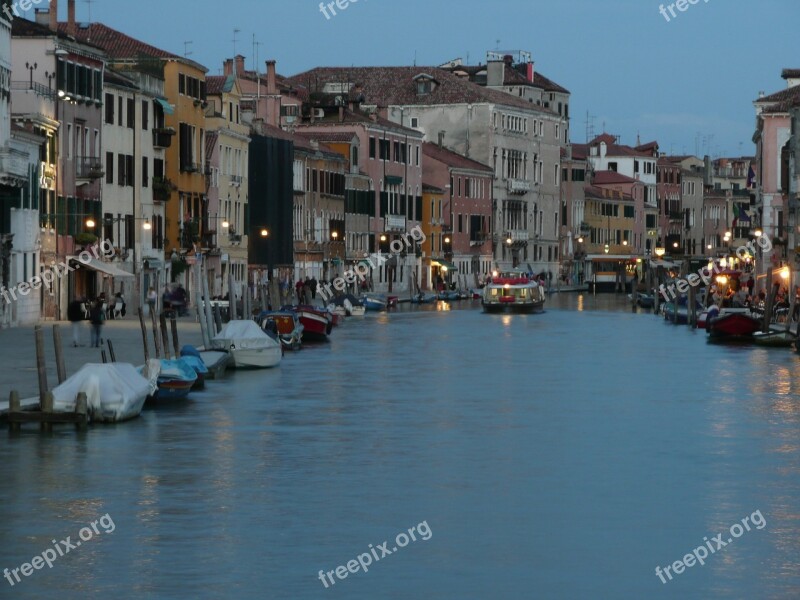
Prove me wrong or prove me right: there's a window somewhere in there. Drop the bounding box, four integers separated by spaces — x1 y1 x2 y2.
554 165 559 185
142 100 149 130
379 139 390 160
415 145 420 166
117 154 126 187
127 98 135 129
117 96 123 126
179 74 186 95
411 117 419 128
393 141 400 162
624 206 635 218
105 94 114 124
369 137 376 159
142 157 149 187
608 162 618 172
106 152 114 184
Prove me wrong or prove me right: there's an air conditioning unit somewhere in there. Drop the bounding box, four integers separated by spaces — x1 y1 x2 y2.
313 109 325 119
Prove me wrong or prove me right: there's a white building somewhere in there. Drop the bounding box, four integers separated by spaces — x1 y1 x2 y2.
101 68 167 312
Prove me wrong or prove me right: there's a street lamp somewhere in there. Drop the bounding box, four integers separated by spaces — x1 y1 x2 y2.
654 247 666 258
604 243 609 254
143 219 152 231
85 218 96 229
222 219 230 229
260 228 269 238
506 237 513 245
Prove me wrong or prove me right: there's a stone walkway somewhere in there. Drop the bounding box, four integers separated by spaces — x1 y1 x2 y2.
0 316 205 410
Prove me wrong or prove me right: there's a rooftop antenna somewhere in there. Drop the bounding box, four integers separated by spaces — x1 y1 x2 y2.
83 0 94 22
252 34 263 74
495 39 501 50
413 50 417 67
183 41 193 58
232 28 241 73
584 110 596 143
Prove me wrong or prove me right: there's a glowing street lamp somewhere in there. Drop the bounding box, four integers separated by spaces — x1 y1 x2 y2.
654 247 666 258
85 218 96 228
781 267 790 280
260 228 269 238
142 219 152 231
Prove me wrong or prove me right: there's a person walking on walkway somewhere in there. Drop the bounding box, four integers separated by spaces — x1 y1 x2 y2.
67 297 84 347
89 299 105 348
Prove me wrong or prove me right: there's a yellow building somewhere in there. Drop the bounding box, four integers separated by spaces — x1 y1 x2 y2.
422 183 446 290
205 74 250 296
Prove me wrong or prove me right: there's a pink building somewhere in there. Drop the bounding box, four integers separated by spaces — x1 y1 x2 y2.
422 142 493 282
753 69 800 271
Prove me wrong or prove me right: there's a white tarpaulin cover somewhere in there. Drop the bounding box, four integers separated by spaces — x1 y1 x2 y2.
52 363 155 423
213 320 280 351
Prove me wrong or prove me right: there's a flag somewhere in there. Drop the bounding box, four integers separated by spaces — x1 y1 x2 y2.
740 206 751 222
747 165 756 189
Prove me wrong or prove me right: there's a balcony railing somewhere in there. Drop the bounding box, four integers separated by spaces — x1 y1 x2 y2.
153 127 175 149
76 157 104 180
505 230 530 244
180 162 200 173
152 177 175 202
507 179 531 194
11 81 56 99
385 214 406 232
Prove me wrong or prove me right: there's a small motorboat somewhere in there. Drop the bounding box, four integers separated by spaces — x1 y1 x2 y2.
344 298 365 316
150 358 198 400
327 303 348 319
175 349 210 389
707 312 761 341
259 311 304 351
753 329 796 347
52 363 155 423
410 292 436 304
287 305 333 341
628 292 655 308
212 320 283 368
437 290 461 301
363 294 387 311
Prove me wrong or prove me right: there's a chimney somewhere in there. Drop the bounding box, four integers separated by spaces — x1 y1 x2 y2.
438 131 445 148
234 55 245 76
49 0 57 32
266 60 277 95
487 60 504 88
223 59 234 77
67 0 76 36
35 8 50 26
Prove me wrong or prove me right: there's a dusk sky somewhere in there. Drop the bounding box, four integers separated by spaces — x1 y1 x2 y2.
22 0 799 158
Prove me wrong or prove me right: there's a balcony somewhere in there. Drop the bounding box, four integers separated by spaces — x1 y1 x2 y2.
181 162 200 173
507 178 531 194
0 153 28 188
669 211 684 222
76 157 104 181
505 230 530 245
385 214 406 232
152 177 175 202
153 127 175 149
230 174 243 186
579 221 592 234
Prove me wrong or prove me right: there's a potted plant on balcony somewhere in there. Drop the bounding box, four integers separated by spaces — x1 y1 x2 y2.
74 232 98 250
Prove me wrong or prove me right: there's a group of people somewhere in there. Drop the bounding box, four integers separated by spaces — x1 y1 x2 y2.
67 292 125 348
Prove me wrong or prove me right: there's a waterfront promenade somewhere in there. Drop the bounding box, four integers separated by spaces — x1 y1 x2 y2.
0 317 204 409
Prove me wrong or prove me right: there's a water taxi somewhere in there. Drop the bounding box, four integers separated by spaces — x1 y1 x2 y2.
482 270 546 314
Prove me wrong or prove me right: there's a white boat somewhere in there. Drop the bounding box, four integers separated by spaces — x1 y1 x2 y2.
52 363 156 423
482 270 546 314
344 299 366 317
212 320 282 369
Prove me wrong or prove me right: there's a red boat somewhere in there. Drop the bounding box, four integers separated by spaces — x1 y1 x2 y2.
293 306 333 342
707 312 761 341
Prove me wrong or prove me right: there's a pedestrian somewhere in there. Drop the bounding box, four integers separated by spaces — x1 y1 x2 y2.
174 284 188 316
309 276 318 300
67 296 84 347
89 299 105 347
147 287 157 315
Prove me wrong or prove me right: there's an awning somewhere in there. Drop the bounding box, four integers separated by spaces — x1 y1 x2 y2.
155 98 175 115
385 175 403 185
73 257 135 279
431 259 456 270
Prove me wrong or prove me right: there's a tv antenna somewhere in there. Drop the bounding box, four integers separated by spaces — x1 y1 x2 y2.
183 41 193 58
83 0 94 22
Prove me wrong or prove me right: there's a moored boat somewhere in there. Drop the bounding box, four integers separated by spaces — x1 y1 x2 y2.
286 305 333 342
52 363 155 423
260 311 304 350
212 320 283 368
753 329 796 347
707 312 761 341
482 270 545 314
363 294 388 311
152 359 198 400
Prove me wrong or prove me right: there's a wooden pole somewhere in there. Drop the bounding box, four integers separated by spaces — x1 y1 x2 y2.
229 271 238 320
75 392 88 430
214 303 222 334
52 325 66 384
150 304 162 358
41 391 53 433
193 261 208 348
138 307 150 363
9 391 20 432
101 349 107 364
107 339 116 363
34 325 48 404
159 312 171 360
688 284 697 327
170 316 180 357
764 277 776 333
201 258 215 344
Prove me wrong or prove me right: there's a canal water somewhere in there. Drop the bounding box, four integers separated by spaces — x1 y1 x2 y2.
2 294 800 599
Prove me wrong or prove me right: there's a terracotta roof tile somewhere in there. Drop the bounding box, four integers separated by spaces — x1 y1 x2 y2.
592 171 639 185
286 66 555 114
